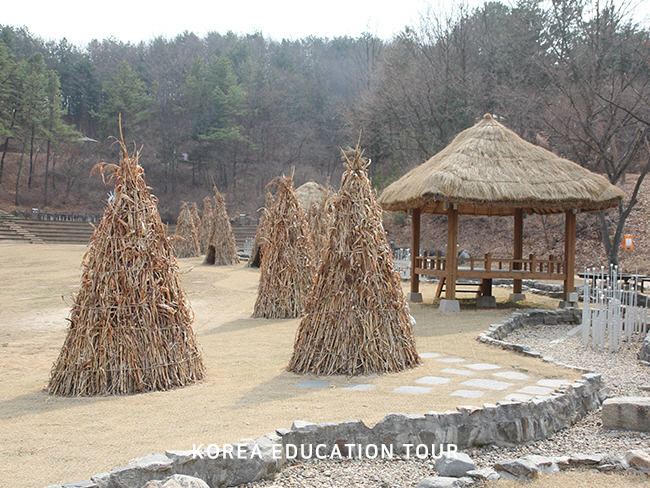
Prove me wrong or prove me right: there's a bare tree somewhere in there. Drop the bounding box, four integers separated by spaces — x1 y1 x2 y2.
540 0 650 266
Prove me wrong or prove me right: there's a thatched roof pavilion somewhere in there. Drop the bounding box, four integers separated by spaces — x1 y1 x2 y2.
295 181 327 211
378 114 624 311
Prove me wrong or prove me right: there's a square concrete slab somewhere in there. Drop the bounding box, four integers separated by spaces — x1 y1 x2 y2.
536 379 571 388
419 353 441 358
450 389 485 398
436 357 466 363
295 381 330 388
465 363 501 370
505 393 534 402
517 385 555 396
441 368 476 376
415 376 451 385
461 379 513 391
393 386 432 394
342 384 375 391
493 371 530 380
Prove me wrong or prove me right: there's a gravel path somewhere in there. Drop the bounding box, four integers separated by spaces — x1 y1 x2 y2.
244 323 650 487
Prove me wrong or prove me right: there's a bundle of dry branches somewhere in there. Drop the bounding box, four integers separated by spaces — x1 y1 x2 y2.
199 196 214 255
204 187 239 265
288 146 421 375
253 174 316 318
190 202 201 234
172 202 200 258
305 184 333 256
48 139 205 396
246 192 273 269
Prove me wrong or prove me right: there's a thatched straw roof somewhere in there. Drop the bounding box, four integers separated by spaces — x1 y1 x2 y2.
295 181 327 211
378 114 625 216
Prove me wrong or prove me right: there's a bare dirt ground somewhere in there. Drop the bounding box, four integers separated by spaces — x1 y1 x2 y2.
0 243 644 488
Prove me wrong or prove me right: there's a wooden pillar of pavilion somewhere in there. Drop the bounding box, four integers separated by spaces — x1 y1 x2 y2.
407 208 423 302
564 210 577 303
440 204 460 312
510 208 526 301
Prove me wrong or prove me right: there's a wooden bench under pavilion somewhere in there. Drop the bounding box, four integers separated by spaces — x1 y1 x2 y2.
378 114 625 312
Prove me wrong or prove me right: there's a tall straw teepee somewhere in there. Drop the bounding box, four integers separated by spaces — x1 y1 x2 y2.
199 196 213 255
288 146 421 375
48 139 205 396
204 187 240 265
246 192 273 268
190 202 201 236
172 202 200 258
253 174 316 318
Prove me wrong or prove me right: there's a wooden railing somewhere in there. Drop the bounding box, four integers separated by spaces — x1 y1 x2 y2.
415 252 567 281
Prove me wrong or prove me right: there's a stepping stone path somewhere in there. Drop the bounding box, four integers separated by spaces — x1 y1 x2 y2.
494 371 530 380
341 384 375 391
415 376 451 385
291 354 572 406
465 363 501 370
517 385 554 396
461 378 513 390
420 353 441 358
441 368 475 376
450 389 485 398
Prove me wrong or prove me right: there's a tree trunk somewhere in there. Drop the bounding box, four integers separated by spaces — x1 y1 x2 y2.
0 137 9 184
44 139 51 206
14 142 26 206
28 125 35 189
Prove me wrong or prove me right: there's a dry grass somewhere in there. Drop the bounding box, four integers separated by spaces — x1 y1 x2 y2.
288 147 421 375
253 174 316 318
47 140 205 396
488 469 650 487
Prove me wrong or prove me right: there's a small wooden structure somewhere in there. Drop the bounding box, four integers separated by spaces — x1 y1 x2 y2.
378 114 624 311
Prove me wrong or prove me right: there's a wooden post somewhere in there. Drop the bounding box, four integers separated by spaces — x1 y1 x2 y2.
410 208 421 297
564 210 576 300
513 208 523 294
446 205 459 300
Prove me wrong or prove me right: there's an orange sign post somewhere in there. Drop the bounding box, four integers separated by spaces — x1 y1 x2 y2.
622 234 633 251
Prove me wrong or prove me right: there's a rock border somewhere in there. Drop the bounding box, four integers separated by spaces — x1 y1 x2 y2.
47 308 613 488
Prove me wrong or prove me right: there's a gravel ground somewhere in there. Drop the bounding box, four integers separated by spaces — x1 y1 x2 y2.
506 323 650 397
243 323 650 487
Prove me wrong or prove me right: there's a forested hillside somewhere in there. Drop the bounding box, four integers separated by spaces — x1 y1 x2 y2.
1 0 649 266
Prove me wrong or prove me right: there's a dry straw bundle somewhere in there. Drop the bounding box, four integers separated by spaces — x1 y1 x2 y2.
190 202 201 234
199 196 213 254
48 139 205 396
253 174 316 318
306 184 333 256
172 202 200 258
246 192 273 268
204 187 239 265
288 146 421 376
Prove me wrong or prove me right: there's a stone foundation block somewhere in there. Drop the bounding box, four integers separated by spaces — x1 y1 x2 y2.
602 397 650 432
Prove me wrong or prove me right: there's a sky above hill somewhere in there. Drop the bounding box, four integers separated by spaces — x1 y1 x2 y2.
3 0 649 47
